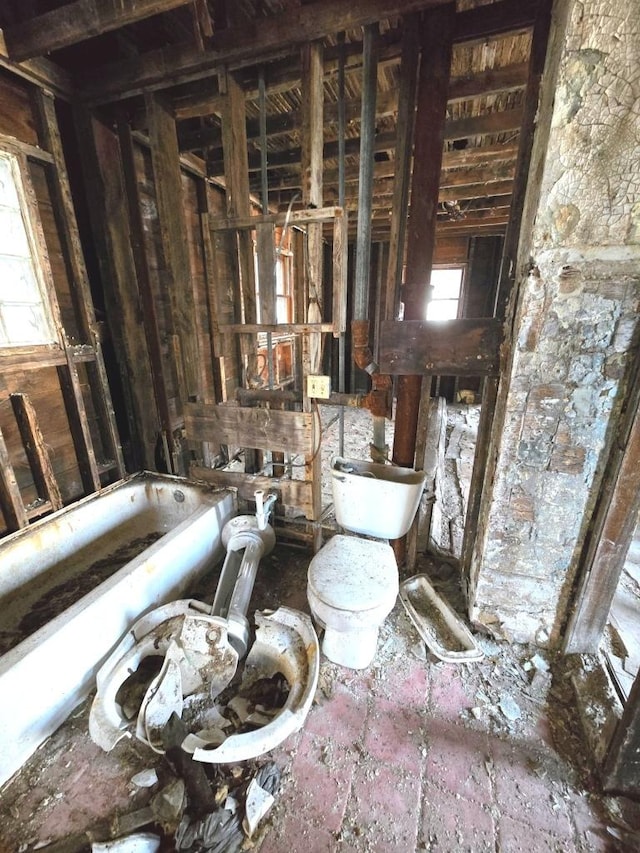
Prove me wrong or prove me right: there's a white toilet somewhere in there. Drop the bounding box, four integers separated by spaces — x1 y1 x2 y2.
307 457 426 669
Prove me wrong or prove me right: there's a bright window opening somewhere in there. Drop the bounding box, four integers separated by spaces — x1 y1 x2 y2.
0 152 56 347
426 267 464 321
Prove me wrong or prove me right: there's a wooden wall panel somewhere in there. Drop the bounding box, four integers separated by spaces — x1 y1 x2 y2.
0 69 38 144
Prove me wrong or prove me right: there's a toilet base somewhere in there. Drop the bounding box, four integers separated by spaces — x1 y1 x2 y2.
321 624 380 669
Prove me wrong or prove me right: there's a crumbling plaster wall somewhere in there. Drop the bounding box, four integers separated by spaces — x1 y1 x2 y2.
469 0 640 645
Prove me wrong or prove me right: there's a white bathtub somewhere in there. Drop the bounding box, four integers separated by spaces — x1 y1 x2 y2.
0 472 235 788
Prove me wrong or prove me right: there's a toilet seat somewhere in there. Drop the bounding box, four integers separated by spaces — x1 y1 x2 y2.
307 535 398 669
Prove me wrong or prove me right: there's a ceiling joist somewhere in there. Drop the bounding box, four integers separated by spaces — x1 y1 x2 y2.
3 0 195 63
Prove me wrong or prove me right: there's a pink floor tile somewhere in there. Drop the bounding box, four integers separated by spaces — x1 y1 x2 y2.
424 717 493 805
498 813 578 852
420 781 496 852
428 663 475 718
287 731 356 833
306 680 369 746
370 652 429 706
491 739 574 837
345 761 422 851
364 696 428 773
258 814 338 853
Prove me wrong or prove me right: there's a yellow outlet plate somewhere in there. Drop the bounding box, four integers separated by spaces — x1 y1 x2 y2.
307 374 331 398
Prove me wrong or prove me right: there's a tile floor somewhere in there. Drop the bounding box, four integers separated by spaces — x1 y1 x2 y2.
1 545 639 853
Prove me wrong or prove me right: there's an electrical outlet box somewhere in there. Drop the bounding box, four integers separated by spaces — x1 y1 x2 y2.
307 374 331 399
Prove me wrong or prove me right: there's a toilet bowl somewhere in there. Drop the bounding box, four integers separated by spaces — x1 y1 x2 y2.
307 457 426 669
308 535 398 669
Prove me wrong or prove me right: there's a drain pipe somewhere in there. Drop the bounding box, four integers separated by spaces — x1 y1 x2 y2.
352 23 392 461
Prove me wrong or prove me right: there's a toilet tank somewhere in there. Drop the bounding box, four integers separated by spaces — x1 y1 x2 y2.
331 457 427 539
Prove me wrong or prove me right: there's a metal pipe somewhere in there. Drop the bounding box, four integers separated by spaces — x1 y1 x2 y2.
353 23 378 323
338 31 347 457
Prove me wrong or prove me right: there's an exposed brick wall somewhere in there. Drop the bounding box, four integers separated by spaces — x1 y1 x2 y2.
469 0 640 645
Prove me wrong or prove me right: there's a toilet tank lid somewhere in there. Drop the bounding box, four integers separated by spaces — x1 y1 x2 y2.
308 535 398 612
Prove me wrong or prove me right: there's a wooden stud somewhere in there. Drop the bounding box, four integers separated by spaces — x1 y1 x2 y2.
57 351 101 493
35 91 125 478
10 392 63 511
146 92 203 403
117 116 176 471
384 15 420 325
73 107 159 470
0 425 29 531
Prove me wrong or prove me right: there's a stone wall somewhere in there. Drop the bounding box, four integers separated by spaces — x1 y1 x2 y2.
469 0 640 645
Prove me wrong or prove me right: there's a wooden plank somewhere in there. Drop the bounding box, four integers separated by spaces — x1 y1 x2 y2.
380 319 502 376
117 116 176 470
81 0 450 102
385 16 419 326
210 206 342 231
35 91 125 479
206 108 520 176
494 0 553 320
10 393 63 511
0 425 29 531
448 61 528 102
300 39 324 282
0 133 54 164
257 222 277 324
332 210 348 336
219 70 258 390
73 108 159 470
146 92 202 403
184 403 315 455
57 353 101 494
82 0 536 104
602 670 640 795
461 376 499 586
3 0 195 62
391 1 456 540
191 465 314 519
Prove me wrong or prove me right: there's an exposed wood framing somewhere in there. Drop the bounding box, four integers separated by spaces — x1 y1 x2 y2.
191 465 315 521
57 351 101 493
35 91 125 479
10 392 63 512
0 424 29 531
218 70 258 389
602 671 640 796
73 108 159 469
384 17 419 324
117 116 176 471
379 319 502 376
391 2 456 561
3 0 195 62
81 0 536 104
184 403 315 456
146 92 203 404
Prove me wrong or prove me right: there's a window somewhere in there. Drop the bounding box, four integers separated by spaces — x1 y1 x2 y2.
426 266 465 321
0 151 56 347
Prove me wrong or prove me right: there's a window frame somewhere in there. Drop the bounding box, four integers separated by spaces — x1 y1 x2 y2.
0 145 62 357
426 263 467 322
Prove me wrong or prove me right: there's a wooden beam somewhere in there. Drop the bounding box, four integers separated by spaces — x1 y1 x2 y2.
81 0 536 105
448 61 528 102
35 91 125 480
117 116 176 470
184 403 315 455
385 16 419 325
146 92 203 404
391 1 456 562
206 109 521 177
3 0 194 62
191 465 314 519
602 671 640 795
379 319 502 376
80 0 449 102
0 425 29 531
73 108 160 469
10 393 63 512
210 206 343 231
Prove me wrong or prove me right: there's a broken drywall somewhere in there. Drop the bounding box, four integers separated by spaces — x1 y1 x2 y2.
469 0 640 644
